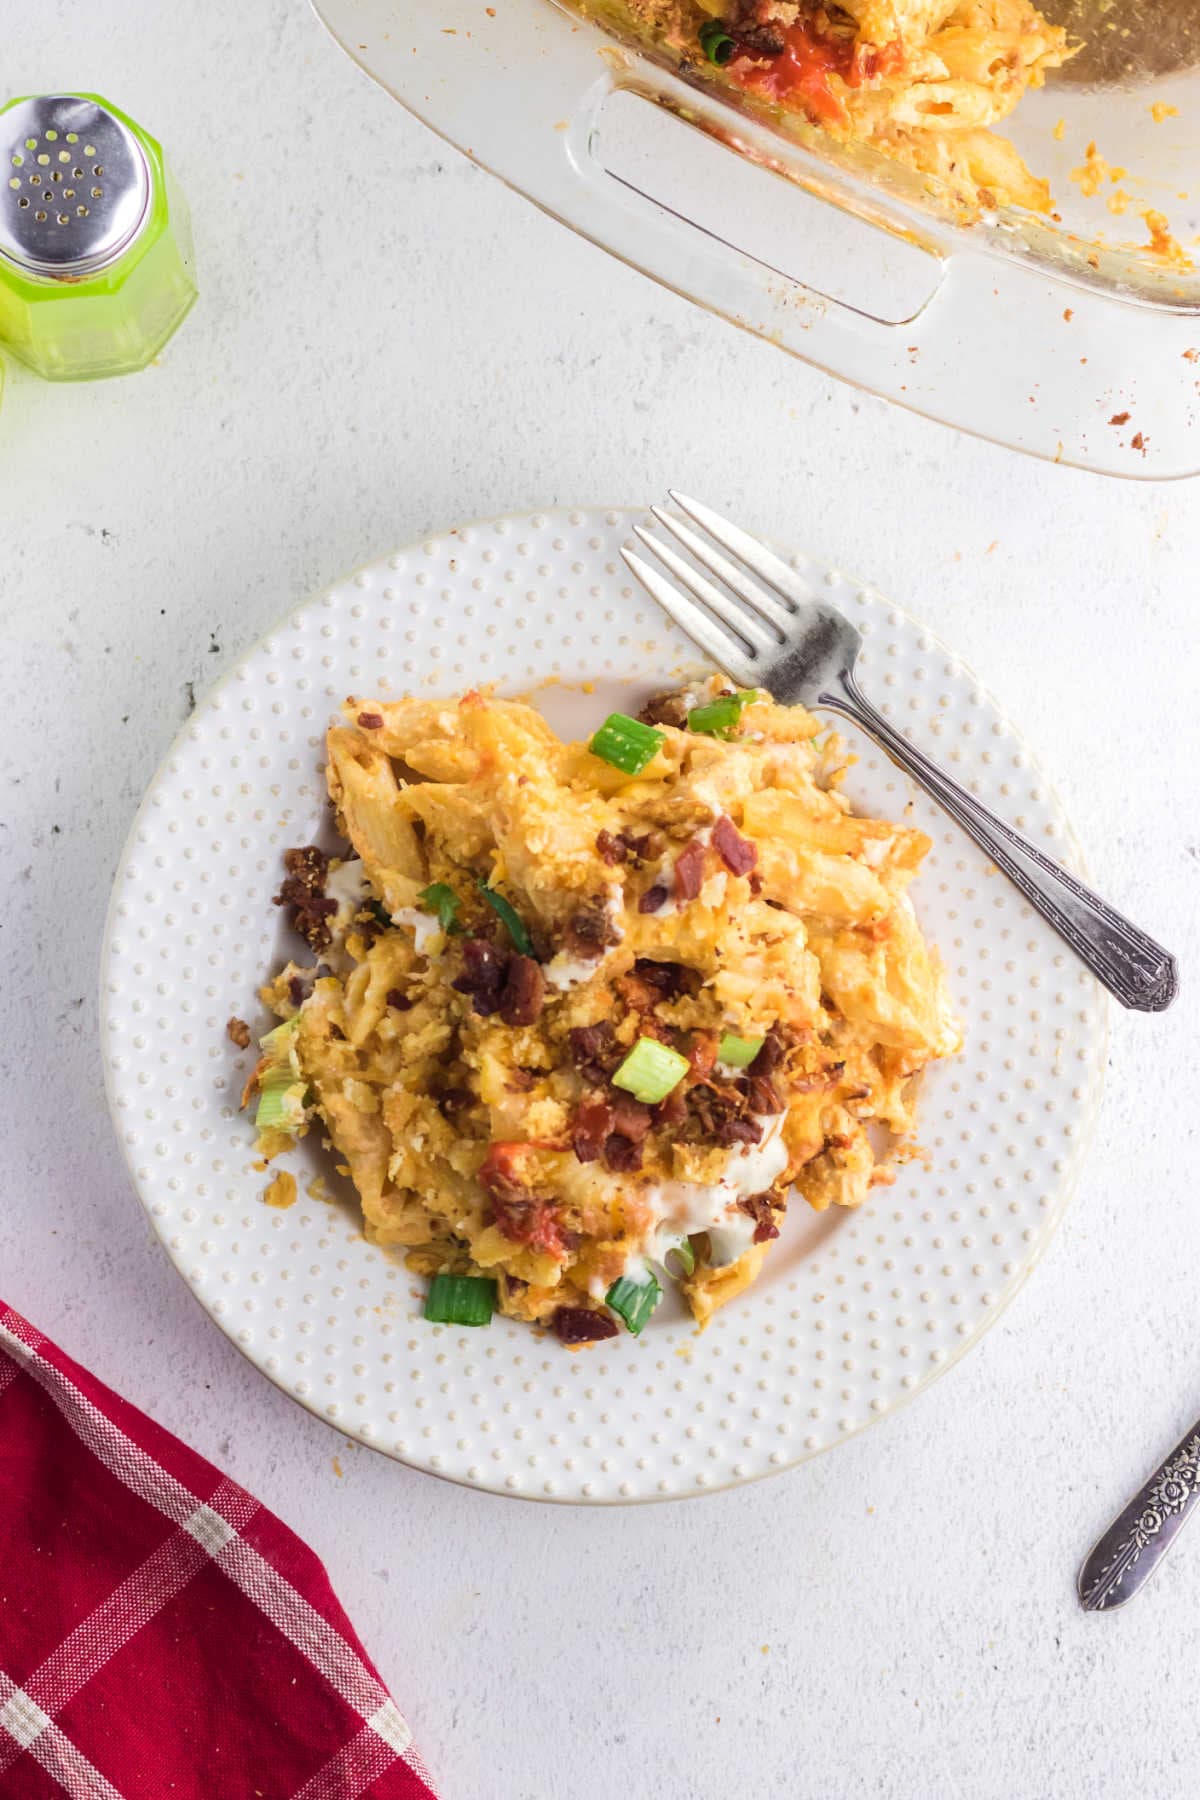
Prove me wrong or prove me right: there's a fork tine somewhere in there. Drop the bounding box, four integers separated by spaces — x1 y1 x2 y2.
668 490 814 614
620 547 759 687
649 505 795 637
632 526 780 658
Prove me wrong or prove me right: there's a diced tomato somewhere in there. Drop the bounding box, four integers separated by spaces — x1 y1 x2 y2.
493 1196 572 1260
730 21 856 128
478 1141 572 1260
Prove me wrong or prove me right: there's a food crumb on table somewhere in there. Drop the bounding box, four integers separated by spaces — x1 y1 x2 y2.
262 1170 297 1210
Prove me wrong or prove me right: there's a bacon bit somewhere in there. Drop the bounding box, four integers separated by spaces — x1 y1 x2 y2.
687 1086 762 1147
571 1095 614 1164
226 1016 251 1048
1131 432 1147 454
749 1026 788 1076
638 692 690 729
736 1192 780 1244
1109 411 1131 426
356 711 384 729
568 1022 618 1085
595 829 626 866
674 838 706 901
604 1133 643 1172
688 1033 719 1079
275 846 337 951
563 897 620 960
553 1307 618 1346
452 937 509 1016
712 816 757 876
437 1088 474 1117
621 830 665 864
386 988 413 1011
609 1092 652 1142
617 969 659 1014
653 1083 688 1128
742 1073 782 1116
633 958 700 999
498 954 545 1027
731 22 784 59
638 883 669 914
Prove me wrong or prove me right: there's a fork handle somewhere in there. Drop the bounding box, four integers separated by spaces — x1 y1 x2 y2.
1078 1415 1200 1611
819 671 1178 1013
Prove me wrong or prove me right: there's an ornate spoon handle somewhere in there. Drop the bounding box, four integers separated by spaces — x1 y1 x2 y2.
1078 1418 1200 1610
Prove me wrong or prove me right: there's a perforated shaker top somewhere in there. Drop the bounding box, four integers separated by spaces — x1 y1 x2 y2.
1 94 151 278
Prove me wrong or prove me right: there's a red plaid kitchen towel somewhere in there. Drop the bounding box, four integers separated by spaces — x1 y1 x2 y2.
0 1301 439 1800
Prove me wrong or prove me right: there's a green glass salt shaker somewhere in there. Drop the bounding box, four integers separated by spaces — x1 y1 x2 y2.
0 93 196 381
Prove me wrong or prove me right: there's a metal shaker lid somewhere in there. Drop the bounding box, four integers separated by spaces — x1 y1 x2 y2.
1 94 151 279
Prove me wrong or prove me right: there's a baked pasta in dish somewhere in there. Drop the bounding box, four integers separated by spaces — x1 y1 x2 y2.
248 683 961 1345
602 0 1074 213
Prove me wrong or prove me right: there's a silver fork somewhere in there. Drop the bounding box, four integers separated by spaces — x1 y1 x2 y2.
622 492 1177 1013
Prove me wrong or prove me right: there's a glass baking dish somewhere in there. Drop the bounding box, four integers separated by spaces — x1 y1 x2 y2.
313 0 1200 476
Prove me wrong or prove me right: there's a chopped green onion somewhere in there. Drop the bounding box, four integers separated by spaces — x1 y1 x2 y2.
424 1272 497 1326
259 1016 300 1058
368 899 393 930
612 1036 690 1105
606 1269 662 1335
686 689 760 739
477 881 532 956
660 1235 696 1278
417 882 462 934
588 712 665 777
255 1015 306 1130
255 1066 307 1132
717 1031 764 1069
698 17 736 63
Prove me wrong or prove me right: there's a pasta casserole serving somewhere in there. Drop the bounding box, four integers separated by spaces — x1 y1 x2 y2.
592 0 1075 214
245 681 961 1346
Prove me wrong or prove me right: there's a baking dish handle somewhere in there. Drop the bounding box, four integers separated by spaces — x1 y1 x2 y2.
551 69 1197 477
311 0 1200 479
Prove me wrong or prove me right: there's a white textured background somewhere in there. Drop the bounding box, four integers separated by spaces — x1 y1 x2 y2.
2 3 1199 1797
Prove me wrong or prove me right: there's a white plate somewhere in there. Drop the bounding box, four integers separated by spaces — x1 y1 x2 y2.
101 508 1106 1504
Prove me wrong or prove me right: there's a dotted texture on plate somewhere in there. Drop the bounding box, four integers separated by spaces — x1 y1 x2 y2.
101 509 1107 1504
